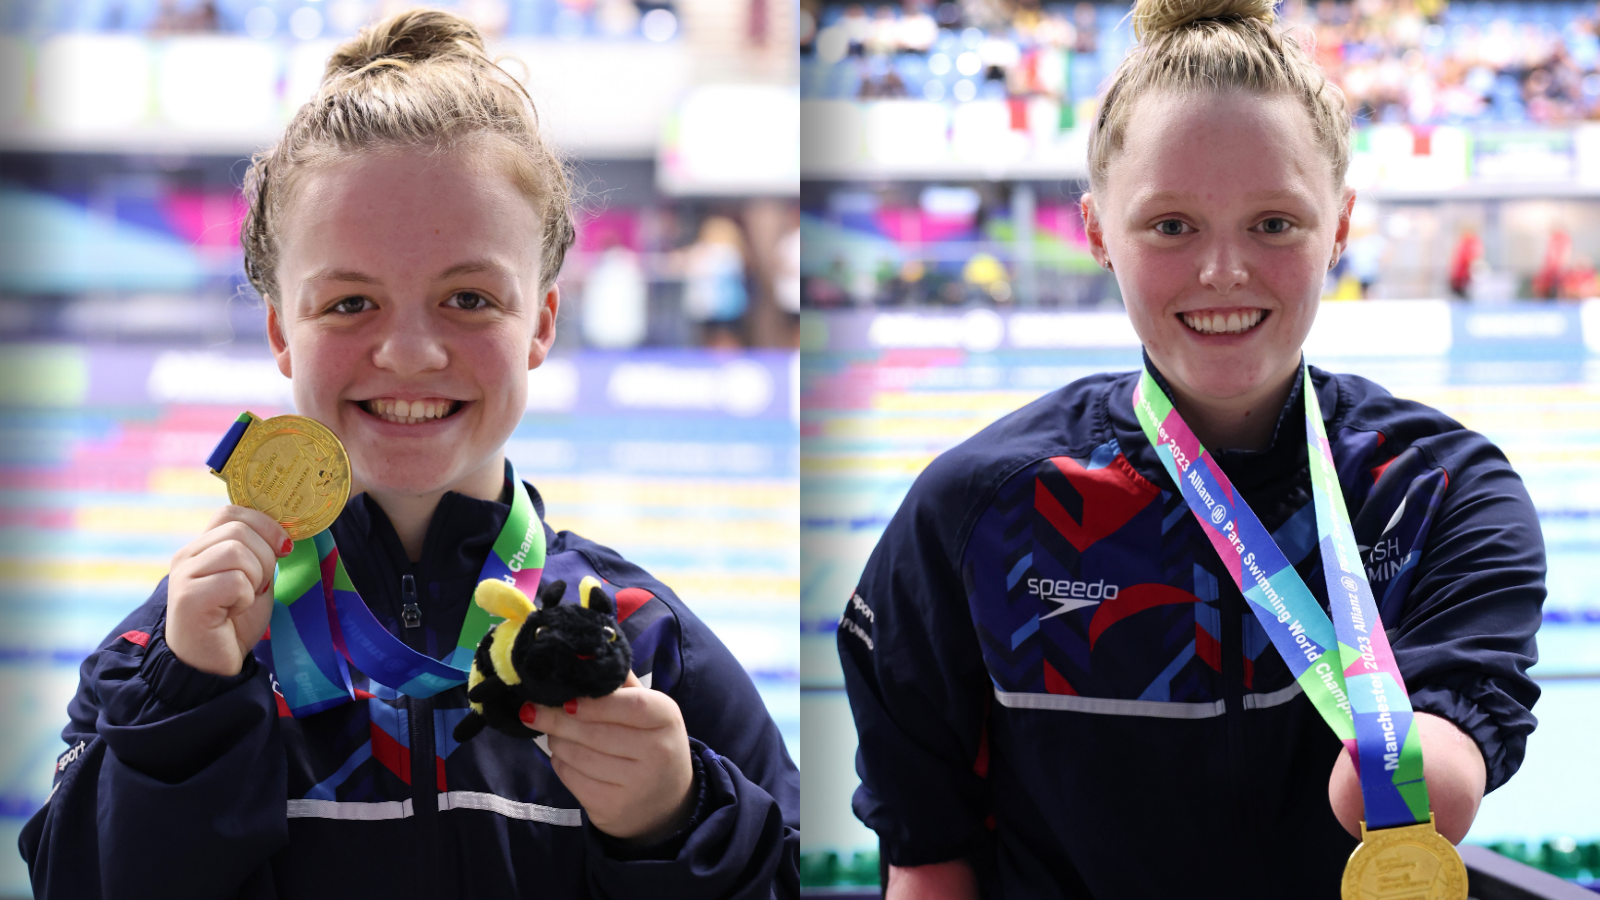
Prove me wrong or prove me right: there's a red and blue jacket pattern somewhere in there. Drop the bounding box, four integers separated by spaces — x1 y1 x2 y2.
23 482 799 900
840 364 1543 900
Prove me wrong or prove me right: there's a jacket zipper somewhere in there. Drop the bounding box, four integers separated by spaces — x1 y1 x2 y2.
407 692 439 897
401 574 422 629
1220 580 1250 861
399 570 440 898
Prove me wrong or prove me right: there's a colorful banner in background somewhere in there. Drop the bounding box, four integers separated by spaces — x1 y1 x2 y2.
803 301 1600 355
0 347 797 424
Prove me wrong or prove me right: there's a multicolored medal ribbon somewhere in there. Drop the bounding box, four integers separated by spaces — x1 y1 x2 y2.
1132 364 1467 899
208 411 546 716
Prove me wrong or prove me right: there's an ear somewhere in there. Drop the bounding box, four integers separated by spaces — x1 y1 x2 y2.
1080 193 1109 269
533 577 568 610
1333 187 1357 260
475 579 536 622
266 301 293 378
528 285 560 370
577 575 614 616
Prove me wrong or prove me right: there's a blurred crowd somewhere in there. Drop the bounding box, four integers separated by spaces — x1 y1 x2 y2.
1295 0 1600 125
569 202 801 350
801 0 1126 106
0 157 799 349
800 0 1600 125
10 0 681 42
1 0 810 350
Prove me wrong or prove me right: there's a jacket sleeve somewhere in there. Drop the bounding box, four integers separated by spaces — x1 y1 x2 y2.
18 580 289 900
837 454 995 868
578 551 800 900
1386 438 1545 793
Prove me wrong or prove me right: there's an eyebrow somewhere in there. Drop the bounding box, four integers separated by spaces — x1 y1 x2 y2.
1129 188 1313 208
305 259 514 286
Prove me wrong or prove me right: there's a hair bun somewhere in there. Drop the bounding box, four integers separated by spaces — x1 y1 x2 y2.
1131 0 1277 40
324 8 487 80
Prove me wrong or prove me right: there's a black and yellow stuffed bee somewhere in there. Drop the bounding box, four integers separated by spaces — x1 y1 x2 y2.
452 576 633 743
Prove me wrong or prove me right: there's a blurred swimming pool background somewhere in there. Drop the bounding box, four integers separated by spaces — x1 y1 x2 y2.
0 344 799 896
800 302 1600 883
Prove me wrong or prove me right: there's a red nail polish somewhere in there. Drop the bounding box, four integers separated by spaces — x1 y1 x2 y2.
564 700 577 715
519 702 537 727
280 538 294 556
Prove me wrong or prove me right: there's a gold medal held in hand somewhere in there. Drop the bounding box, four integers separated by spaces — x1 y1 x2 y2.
211 413 351 542
1342 814 1468 900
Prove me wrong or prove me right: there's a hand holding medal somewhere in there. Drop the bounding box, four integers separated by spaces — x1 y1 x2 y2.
1133 366 1469 900
164 413 352 678
164 503 295 678
165 411 346 678
198 410 547 715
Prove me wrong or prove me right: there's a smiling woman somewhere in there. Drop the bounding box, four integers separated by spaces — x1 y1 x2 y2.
1083 89 1353 452
834 0 1545 897
17 9 799 899
264 149 553 558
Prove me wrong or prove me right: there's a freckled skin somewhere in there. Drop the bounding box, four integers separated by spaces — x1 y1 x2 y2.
266 149 558 514
454 579 633 743
1081 89 1356 450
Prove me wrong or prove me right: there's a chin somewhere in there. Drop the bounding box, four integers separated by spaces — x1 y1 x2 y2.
1172 357 1284 403
353 460 474 498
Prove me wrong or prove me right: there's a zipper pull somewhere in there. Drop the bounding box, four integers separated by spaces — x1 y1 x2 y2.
401 574 422 629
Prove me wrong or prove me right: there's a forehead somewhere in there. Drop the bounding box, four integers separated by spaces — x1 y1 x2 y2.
1105 89 1336 208
277 147 541 278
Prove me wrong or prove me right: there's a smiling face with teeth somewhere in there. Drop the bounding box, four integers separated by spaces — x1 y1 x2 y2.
1082 89 1355 447
265 146 558 510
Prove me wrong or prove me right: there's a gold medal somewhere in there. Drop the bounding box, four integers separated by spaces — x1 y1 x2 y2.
213 413 351 542
1341 814 1468 900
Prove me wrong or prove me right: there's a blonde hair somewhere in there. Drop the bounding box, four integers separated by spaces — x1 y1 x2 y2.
1086 0 1350 194
241 8 576 308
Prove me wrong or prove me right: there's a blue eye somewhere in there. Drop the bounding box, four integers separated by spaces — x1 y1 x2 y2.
1156 220 1187 236
1260 218 1291 234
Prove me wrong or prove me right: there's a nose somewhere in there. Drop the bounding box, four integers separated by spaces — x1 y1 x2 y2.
370 300 449 375
1196 236 1249 295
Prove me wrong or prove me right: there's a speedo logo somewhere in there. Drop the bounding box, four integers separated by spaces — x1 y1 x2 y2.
1029 577 1119 619
1029 577 1119 600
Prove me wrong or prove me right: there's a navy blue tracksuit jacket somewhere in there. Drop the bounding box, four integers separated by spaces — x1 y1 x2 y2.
22 481 800 899
840 363 1543 899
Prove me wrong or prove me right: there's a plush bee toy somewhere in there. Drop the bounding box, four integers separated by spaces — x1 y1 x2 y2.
452 576 633 743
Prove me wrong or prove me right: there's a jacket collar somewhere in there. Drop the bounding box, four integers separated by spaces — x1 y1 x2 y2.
1111 351 1336 492
327 479 549 632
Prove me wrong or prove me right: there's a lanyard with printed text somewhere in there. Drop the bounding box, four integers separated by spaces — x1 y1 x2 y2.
1132 363 1429 830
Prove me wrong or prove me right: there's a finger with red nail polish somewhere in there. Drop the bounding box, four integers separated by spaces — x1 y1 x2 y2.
534 677 694 844
165 505 290 678
520 702 538 728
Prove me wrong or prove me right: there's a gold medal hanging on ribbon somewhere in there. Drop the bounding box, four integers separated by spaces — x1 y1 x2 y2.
1342 814 1468 900
212 413 351 541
